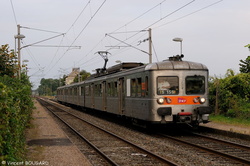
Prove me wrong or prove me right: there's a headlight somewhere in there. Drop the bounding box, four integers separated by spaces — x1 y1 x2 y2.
199 97 206 104
166 97 172 104
193 97 199 103
157 97 165 104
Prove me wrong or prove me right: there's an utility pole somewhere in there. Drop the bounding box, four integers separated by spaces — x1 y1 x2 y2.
148 28 152 63
14 24 25 79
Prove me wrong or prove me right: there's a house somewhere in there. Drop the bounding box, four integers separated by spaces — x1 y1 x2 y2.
65 68 80 85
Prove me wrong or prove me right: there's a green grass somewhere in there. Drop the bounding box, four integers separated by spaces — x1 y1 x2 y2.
210 115 250 127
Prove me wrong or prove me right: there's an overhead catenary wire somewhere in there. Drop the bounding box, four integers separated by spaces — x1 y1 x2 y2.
10 0 18 25
72 0 168 68
104 0 196 61
61 0 198 73
21 26 65 34
110 0 167 34
44 0 107 76
44 0 92 73
156 0 224 29
103 0 223 65
54 0 224 76
22 0 225 83
21 33 65 49
144 0 195 30
65 0 92 34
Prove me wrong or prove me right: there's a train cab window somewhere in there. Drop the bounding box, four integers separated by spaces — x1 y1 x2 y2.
157 76 179 95
186 76 205 94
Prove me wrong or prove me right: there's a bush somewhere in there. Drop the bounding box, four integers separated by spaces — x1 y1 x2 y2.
0 75 33 161
209 71 250 119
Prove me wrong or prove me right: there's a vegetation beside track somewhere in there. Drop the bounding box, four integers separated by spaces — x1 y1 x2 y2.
0 45 33 161
209 55 250 121
209 115 250 127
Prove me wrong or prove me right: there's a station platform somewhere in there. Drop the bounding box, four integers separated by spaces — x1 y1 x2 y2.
26 99 92 166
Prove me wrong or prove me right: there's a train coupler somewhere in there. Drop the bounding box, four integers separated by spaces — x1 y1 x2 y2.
177 112 192 123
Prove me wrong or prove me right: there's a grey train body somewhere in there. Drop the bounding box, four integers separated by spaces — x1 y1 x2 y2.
57 59 212 126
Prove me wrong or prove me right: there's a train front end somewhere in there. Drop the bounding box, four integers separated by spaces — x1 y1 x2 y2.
146 57 212 126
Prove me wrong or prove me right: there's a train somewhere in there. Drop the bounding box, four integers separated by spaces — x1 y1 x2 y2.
57 55 212 127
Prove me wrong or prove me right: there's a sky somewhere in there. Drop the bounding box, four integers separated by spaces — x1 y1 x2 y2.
1 0 250 89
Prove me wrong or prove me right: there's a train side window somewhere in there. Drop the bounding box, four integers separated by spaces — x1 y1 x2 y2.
137 78 142 97
157 76 179 95
75 87 77 96
114 82 118 97
107 83 111 96
85 85 89 96
131 79 136 97
81 86 84 96
141 76 148 97
99 84 102 97
95 84 99 96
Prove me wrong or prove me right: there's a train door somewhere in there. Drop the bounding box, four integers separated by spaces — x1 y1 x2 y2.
118 78 125 115
102 81 107 110
91 83 94 108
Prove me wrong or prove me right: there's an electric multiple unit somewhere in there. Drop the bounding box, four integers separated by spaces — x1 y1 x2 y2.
57 56 211 127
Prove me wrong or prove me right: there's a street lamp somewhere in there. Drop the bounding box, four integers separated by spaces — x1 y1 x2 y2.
115 60 121 64
173 37 183 55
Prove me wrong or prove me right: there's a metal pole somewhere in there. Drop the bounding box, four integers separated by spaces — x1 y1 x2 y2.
180 41 182 55
17 24 21 79
148 28 152 63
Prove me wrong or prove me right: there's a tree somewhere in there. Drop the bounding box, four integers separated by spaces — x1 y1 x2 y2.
239 56 250 73
37 78 60 96
0 44 18 77
73 70 90 83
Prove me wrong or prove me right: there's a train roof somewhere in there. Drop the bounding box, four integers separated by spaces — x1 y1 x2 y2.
145 60 208 71
57 56 208 89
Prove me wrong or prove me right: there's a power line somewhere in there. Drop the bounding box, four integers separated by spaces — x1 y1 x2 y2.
111 0 167 34
156 0 224 29
106 33 148 55
65 0 92 34
72 1 168 68
21 26 65 34
66 0 107 52
44 0 107 76
21 34 65 49
144 0 195 29
45 0 92 72
104 0 223 64
10 0 18 25
104 1 195 61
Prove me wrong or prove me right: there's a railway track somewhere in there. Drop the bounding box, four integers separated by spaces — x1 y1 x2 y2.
159 131 250 165
37 98 178 166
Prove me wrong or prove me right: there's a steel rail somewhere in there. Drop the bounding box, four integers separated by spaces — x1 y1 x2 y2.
37 98 119 166
38 98 178 166
159 133 250 165
190 132 250 150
